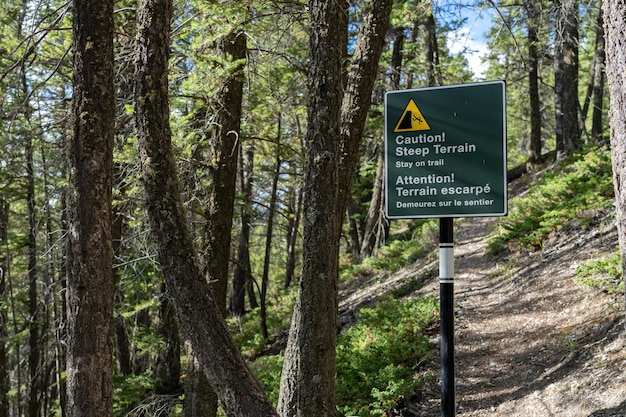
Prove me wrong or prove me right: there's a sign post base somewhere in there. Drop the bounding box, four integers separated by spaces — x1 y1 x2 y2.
439 217 455 417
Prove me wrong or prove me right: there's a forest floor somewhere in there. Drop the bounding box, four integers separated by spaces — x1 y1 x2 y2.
338 168 626 416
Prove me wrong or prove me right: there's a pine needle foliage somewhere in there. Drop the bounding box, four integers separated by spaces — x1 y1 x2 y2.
575 250 624 294
487 147 614 254
335 296 438 416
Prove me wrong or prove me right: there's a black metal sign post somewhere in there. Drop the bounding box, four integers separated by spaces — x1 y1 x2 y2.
439 217 455 416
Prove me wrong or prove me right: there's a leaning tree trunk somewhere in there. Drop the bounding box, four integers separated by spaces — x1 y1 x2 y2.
278 0 393 414
603 0 626 317
66 0 116 414
337 0 394 226
134 0 278 415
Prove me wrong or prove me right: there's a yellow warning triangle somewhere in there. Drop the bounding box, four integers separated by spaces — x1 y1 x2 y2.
393 98 431 132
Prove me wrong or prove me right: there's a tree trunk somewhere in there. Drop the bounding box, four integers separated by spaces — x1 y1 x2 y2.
155 285 181 395
390 28 404 90
232 143 254 315
526 0 542 163
185 29 246 417
360 146 389 259
260 134 281 339
131 308 150 375
26 111 41 417
424 3 441 87
112 165 132 376
202 30 246 318
347 197 363 262
278 0 392 414
581 5 606 145
0 198 9 417
40 147 56 417
183 349 215 417
554 0 580 159
591 5 605 144
283 183 302 289
277 0 344 414
603 0 626 318
337 0 394 223
56 162 69 417
17 5 42 411
134 0 278 415
66 0 116 414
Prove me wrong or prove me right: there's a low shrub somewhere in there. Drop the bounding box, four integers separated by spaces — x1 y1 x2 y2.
487 148 614 254
336 296 438 416
575 249 624 294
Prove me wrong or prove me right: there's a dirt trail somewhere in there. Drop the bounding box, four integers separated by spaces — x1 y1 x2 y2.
441 211 625 417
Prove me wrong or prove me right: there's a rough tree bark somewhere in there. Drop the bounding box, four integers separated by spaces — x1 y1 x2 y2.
283 183 302 289
590 5 605 144
276 0 344 413
278 0 393 413
202 30 246 318
186 29 246 417
603 0 626 316
525 0 542 163
232 142 255 313
260 135 281 339
66 0 116 414
360 146 389 259
349 0 397 259
0 198 8 417
337 0 394 222
133 0 277 415
554 0 580 158
154 286 181 395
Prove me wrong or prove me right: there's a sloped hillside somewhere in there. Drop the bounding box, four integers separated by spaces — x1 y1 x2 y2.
339 159 626 416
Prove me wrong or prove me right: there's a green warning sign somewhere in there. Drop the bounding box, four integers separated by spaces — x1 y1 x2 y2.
384 81 507 219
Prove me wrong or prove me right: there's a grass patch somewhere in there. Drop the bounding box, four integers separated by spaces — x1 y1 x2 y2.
487 148 614 255
575 249 624 294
